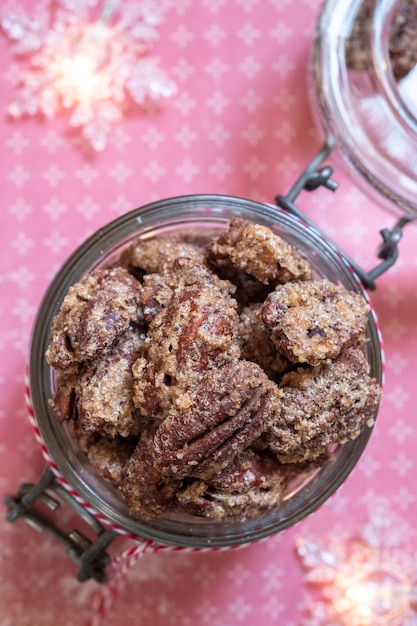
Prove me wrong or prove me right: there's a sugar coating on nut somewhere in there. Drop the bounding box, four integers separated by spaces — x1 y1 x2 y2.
238 303 291 379
177 449 290 521
46 218 382 523
206 218 312 285
153 359 280 480
265 348 382 464
54 329 146 438
120 234 204 278
46 267 142 369
133 260 240 419
261 279 370 366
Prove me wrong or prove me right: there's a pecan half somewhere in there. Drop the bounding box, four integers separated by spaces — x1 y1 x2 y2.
52 328 147 438
265 348 382 464
206 218 312 285
141 257 234 324
177 449 290 521
46 267 142 369
261 279 370 366
120 234 205 280
238 302 291 379
120 426 182 519
133 270 241 418
153 360 281 480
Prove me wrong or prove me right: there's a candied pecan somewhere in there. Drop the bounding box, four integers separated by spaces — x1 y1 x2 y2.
238 303 291 379
177 449 290 521
52 328 147 438
52 369 79 423
153 360 281 480
77 433 137 487
120 234 204 280
141 256 235 324
120 426 182 519
133 275 241 418
46 267 142 369
261 280 370 366
141 272 175 324
206 218 312 285
264 348 382 464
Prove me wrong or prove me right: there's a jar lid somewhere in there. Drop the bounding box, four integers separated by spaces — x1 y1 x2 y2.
311 0 417 216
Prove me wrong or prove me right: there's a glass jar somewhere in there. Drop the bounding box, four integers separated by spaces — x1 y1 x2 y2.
311 0 417 216
28 194 383 548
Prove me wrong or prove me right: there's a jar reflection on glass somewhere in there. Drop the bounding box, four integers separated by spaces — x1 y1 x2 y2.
311 0 417 216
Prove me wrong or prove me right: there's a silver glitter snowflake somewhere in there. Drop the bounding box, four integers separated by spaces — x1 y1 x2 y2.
1 0 176 151
297 504 417 626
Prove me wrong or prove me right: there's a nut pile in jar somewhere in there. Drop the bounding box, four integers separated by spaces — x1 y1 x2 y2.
46 219 382 522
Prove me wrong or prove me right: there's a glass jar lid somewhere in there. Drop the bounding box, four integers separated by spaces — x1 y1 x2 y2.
311 0 417 216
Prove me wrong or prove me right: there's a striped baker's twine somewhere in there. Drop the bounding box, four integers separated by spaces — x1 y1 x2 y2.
24 373 253 625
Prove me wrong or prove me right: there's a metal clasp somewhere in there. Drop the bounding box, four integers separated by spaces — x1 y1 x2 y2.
275 138 414 290
4 466 117 583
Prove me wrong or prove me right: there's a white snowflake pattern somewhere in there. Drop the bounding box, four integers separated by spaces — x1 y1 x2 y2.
1 0 176 151
297 503 417 626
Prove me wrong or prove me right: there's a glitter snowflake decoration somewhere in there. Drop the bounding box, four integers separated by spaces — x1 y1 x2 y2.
297 505 417 626
1 0 176 151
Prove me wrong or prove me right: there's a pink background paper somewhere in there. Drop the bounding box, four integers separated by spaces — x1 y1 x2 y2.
1 1 417 625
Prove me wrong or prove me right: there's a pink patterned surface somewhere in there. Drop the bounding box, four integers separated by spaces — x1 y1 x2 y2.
1 1 417 625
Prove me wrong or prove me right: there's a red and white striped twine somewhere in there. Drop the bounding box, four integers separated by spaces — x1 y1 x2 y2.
24 374 251 625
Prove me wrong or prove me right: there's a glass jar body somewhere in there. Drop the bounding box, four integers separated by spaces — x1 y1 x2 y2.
29 194 383 547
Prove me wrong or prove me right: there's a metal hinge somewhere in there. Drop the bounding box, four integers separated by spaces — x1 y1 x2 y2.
275 138 414 291
4 465 118 583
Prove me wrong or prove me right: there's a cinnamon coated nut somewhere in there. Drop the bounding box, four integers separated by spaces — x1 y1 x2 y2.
46 267 142 369
177 448 290 521
153 360 281 480
133 263 241 419
120 426 182 519
238 302 291 379
206 218 312 285
52 328 146 438
120 234 204 279
265 348 382 464
261 279 370 366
